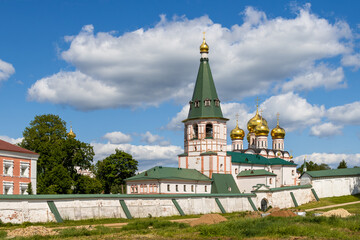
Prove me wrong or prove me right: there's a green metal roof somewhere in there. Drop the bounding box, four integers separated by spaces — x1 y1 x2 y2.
185 58 226 120
302 168 360 178
211 173 240 194
228 151 297 166
125 166 211 182
237 169 276 177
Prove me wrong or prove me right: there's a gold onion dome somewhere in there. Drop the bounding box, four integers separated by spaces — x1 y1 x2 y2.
255 116 269 136
247 108 268 133
67 126 76 139
271 114 285 139
230 121 245 140
200 32 209 53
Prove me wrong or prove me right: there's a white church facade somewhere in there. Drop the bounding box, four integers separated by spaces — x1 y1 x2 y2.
126 36 297 194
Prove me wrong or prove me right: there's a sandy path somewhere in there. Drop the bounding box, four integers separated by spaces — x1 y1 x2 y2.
305 200 360 212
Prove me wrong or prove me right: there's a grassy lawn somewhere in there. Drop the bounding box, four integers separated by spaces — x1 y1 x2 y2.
294 194 360 211
2 215 360 240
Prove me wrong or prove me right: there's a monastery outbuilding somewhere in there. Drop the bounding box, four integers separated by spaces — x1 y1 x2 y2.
300 168 360 198
0 139 38 195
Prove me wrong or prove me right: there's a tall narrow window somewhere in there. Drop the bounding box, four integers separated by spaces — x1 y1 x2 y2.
194 100 200 108
205 186 207 192
204 99 211 107
206 123 213 138
176 185 179 192
215 99 220 107
167 184 170 192
184 185 186 192
191 185 194 192
193 124 198 139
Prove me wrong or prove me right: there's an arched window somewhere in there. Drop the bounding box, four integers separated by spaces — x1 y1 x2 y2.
235 168 238 174
215 99 220 107
220 164 223 171
206 123 213 138
269 178 272 184
193 124 198 139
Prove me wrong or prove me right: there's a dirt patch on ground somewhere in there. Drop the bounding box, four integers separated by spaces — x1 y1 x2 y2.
189 214 227 226
322 208 353 218
269 209 297 217
7 226 58 237
244 211 261 218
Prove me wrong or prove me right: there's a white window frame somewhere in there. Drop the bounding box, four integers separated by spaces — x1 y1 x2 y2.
20 162 30 178
20 183 29 195
3 181 14 195
3 160 14 176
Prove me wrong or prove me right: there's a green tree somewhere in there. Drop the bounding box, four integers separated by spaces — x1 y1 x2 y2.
27 182 33 195
20 114 96 194
73 175 102 194
337 159 347 169
96 149 138 194
297 161 331 174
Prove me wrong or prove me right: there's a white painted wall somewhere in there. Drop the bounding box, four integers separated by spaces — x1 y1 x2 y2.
0 187 315 224
237 176 276 193
301 175 360 198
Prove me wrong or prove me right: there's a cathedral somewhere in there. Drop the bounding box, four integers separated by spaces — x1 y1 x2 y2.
126 36 297 194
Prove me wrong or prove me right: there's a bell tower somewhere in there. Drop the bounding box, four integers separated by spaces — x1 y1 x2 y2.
178 34 231 178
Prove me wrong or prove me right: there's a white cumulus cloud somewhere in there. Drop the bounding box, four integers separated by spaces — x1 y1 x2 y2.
103 131 132 144
28 5 356 110
0 136 23 144
260 92 325 131
281 64 345 92
310 122 343 137
0 59 15 81
91 142 182 171
327 101 360 125
141 131 170 146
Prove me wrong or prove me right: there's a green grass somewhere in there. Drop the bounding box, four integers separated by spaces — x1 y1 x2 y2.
195 215 360 239
294 194 360 210
4 214 360 240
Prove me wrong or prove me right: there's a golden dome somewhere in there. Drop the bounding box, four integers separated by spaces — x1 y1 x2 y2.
200 32 209 53
67 126 76 139
271 114 285 139
230 120 245 140
255 116 269 136
247 107 268 133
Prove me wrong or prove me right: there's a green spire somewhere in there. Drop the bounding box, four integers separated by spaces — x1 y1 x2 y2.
186 57 225 120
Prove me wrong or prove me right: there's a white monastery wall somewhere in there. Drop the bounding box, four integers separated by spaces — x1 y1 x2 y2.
0 186 317 224
306 176 360 198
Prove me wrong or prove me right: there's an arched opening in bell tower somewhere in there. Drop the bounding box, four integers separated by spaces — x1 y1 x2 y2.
206 123 213 138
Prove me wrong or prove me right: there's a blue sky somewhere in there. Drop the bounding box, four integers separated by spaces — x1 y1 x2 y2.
1 0 360 170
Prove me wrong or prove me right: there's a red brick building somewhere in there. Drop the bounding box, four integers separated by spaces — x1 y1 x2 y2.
0 140 39 195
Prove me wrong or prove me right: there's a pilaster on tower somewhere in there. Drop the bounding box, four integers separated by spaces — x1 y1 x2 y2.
178 34 231 178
